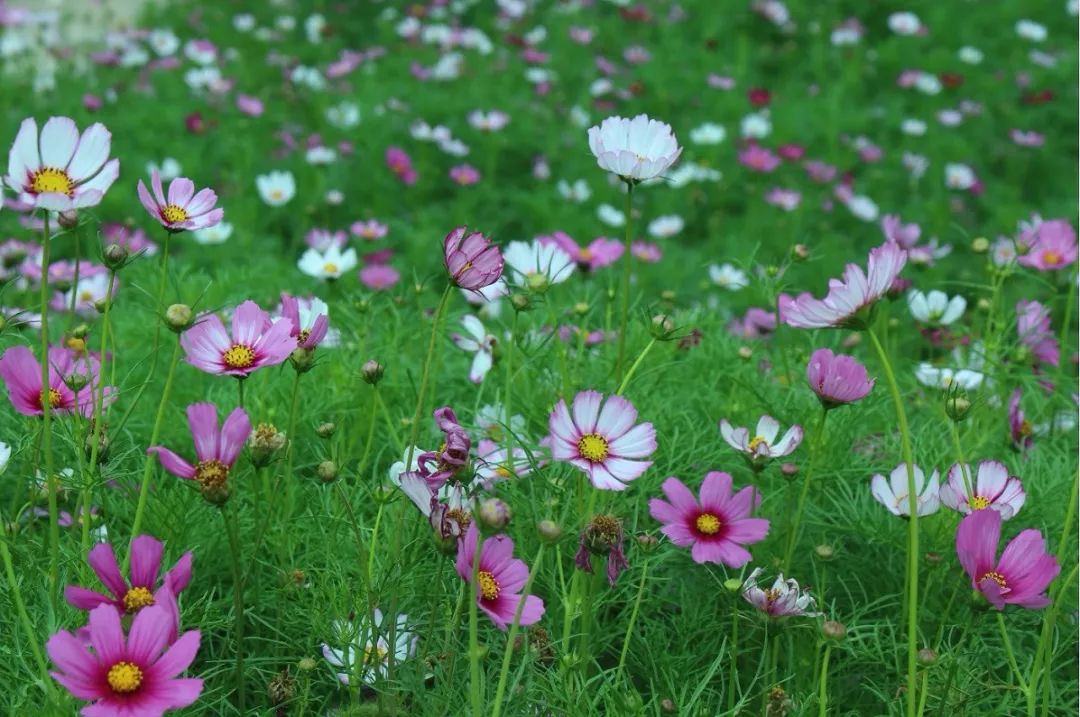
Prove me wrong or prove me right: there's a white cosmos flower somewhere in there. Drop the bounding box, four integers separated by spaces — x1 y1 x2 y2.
305 146 337 165
907 290 966 325
290 65 326 90
233 14 256 31
913 73 941 95
647 215 684 238
298 245 357 280
146 157 182 182
321 609 416 686
958 46 983 64
1015 19 1047 41
944 163 975 190
503 240 575 289
327 102 361 129
597 203 626 227
846 195 879 222
256 171 296 206
871 463 940 517
305 14 325 43
556 179 591 202
689 123 727 145
192 221 233 245
901 119 926 136
740 111 772 139
914 364 984 391
587 114 682 182
438 138 470 157
452 315 497 384
708 263 749 291
887 12 921 35
148 29 179 56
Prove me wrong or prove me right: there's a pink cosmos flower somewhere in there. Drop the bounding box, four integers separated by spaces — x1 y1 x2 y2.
1016 300 1060 367
304 228 347 251
631 241 662 262
137 170 223 233
940 461 1025 520
955 508 1060 609
1010 129 1045 147
359 264 400 291
540 232 623 272
455 524 545 630
102 224 158 256
806 348 874 408
47 603 202 716
880 214 921 248
1017 219 1077 270
65 535 192 619
870 463 940 516
399 472 474 539
727 307 777 339
764 187 801 211
0 345 112 417
279 293 329 349
351 219 388 240
738 144 781 172
548 390 656 490
449 163 480 185
741 568 822 618
147 403 252 501
236 94 264 117
180 300 296 377
385 146 417 185
803 160 837 183
6 116 119 210
1008 388 1033 452
443 226 504 291
779 241 907 329
648 472 769 566
719 415 802 465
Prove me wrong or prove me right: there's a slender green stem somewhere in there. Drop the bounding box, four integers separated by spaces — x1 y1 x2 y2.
366 501 384 588
727 604 739 712
281 372 301 523
406 285 453 468
503 310 518 470
354 388 379 484
616 557 649 674
81 269 117 561
614 183 635 381
616 337 656 396
1035 562 1079 717
374 389 402 453
0 538 57 702
237 377 246 409
1053 271 1075 409
867 328 919 717
817 643 833 717
949 423 973 499
996 612 1027 693
469 534 484 717
224 507 247 714
783 407 829 573
491 545 545 717
127 338 182 556
39 215 58 606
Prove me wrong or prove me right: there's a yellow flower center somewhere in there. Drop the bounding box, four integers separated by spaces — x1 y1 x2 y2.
161 204 188 224
764 588 781 604
748 436 769 453
979 571 1007 588
323 262 339 275
1043 250 1061 266
40 388 62 408
297 329 310 345
30 167 74 195
222 344 256 369
195 459 229 490
1019 419 1034 438
495 466 512 478
106 661 143 694
269 189 283 201
79 290 94 303
970 496 991 510
477 570 500 600
363 644 389 664
578 433 609 462
123 586 155 612
695 513 721 535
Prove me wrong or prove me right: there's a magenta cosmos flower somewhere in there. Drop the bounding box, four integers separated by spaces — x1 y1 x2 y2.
47 603 202 716
548 390 657 490
1018 218 1077 270
806 348 875 408
540 231 623 272
147 403 251 499
455 523 545 630
956 509 1060 609
940 461 1025 520
443 226 504 291
0 345 112 417
719 415 802 466
648 472 769 566
180 300 295 377
741 567 822 618
137 170 223 233
65 535 192 617
779 241 907 329
6 116 119 210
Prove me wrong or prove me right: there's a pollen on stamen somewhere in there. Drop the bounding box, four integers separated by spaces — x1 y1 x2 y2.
477 570 500 600
578 433 609 462
30 167 75 196
970 496 991 510
222 344 256 369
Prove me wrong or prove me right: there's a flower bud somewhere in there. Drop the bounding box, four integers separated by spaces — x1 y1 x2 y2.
814 544 834 560
572 301 589 316
780 462 799 477
917 648 938 666
537 519 562 543
71 323 90 340
297 657 317 672
765 264 780 277
316 460 338 483
477 498 512 531
841 332 862 349
248 424 287 468
976 298 992 313
84 430 110 465
64 372 90 392
723 577 743 593
650 313 675 339
738 346 753 360
822 620 847 640
57 209 79 230
316 422 336 438
971 237 989 253
103 243 129 270
661 699 677 714
511 293 531 312
635 534 659 553
289 347 316 373
361 360 384 385
945 394 972 422
94 298 109 314
792 243 810 261
164 304 194 333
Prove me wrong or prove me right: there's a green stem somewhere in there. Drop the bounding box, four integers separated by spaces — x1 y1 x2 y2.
366 501 384 588
491 545 545 717
469 534 484 717
614 183 635 381
39 214 58 607
82 269 118 560
503 310 518 471
727 603 739 712
1035 562 1079 717
0 538 57 702
615 337 656 396
817 643 832 717
224 507 247 714
281 372 301 523
127 338 182 557
354 387 379 484
406 285 453 468
949 423 973 499
616 557 649 674
996 612 1028 693
782 407 829 573
867 328 919 717
236 377 245 409
374 389 402 453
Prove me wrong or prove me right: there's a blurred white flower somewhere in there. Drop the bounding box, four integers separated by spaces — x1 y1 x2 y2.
298 245 357 280
192 221 233 245
556 179 591 203
741 111 772 139
907 290 966 325
146 158 182 182
708 263 749 291
256 171 296 206
327 102 361 129
647 215 685 238
901 119 927 136
1015 19 1047 41
689 123 727 145
597 203 626 227
887 12 921 35
945 163 976 190
958 46 983 64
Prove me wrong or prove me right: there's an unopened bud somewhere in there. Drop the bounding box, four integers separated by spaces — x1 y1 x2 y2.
104 243 128 269
64 372 91 392
511 293 531 312
976 298 992 312
537 519 562 543
822 620 847 640
84 430 110 465
636 534 660 553
572 301 589 316
317 460 338 483
945 395 971 422
316 422 336 438
361 360 384 385
792 243 810 260
164 304 193 332
765 264 780 277
477 498 511 531
738 346 753 360
650 313 675 338
71 323 90 339
723 577 743 593
297 657 317 672
660 290 676 305
248 424 287 468
661 699 677 714
94 298 109 314
781 462 799 477
841 333 862 349
815 544 834 560
57 209 79 230
917 648 938 666
971 237 989 253
289 347 316 373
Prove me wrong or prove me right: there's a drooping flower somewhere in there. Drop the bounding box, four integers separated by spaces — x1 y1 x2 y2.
741 567 822 618
255 170 295 206
385 146 417 185
1017 219 1077 270
940 461 1025 520
779 241 907 329
278 294 329 349
908 290 966 325
649 472 768 566
64 535 192 619
0 345 113 417
6 116 119 210
548 390 656 490
805 348 874 408
403 407 472 491
587 114 682 183
1008 389 1034 452
451 315 497 384
399 473 474 539
728 307 778 339
47 603 203 716
147 402 252 503
137 170 223 232
180 300 296 377
955 509 1060 609
503 239 576 290
870 463 940 517
321 609 417 685
298 245 358 280
719 415 802 466
443 226 504 292
455 524 545 629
